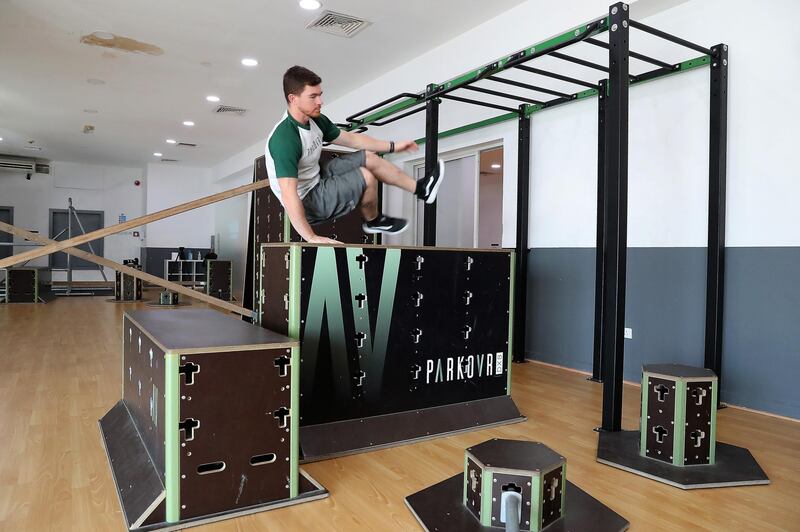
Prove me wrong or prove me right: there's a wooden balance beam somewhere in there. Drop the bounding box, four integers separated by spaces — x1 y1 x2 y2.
0 179 270 269
0 221 252 318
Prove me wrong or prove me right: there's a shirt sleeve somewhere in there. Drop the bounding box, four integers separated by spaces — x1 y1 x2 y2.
268 122 302 178
314 114 341 143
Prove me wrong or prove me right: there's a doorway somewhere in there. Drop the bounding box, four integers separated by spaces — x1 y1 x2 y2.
0 206 13 261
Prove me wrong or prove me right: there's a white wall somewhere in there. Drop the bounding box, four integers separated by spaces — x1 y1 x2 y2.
144 163 215 249
211 169 252 298
0 161 145 280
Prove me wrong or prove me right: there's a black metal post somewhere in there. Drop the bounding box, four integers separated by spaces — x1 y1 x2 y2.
704 44 728 397
423 84 440 246
590 79 608 383
600 2 629 432
514 105 531 363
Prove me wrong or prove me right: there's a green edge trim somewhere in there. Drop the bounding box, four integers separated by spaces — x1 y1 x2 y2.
507 251 515 395
560 463 566 520
531 471 542 531
639 372 649 456
282 209 291 242
480 470 493 526
414 112 517 145
673 379 687 466
462 454 469 506
288 244 302 497
709 380 718 464
164 352 181 522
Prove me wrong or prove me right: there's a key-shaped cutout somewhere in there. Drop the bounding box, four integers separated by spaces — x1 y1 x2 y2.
149 348 154 367
461 324 473 340
273 355 290 378
691 387 708 406
464 256 474 271
179 362 200 385
412 292 423 308
462 290 473 306
652 425 669 444
179 418 200 441
410 364 422 380
689 429 706 448
547 477 560 501
411 328 423 343
470 469 479 492
353 370 366 387
415 255 425 271
137 336 142 354
129 328 132 342
273 407 290 428
654 383 670 402
355 331 367 348
355 253 368 270
354 293 367 309
284 252 290 270
283 293 289 311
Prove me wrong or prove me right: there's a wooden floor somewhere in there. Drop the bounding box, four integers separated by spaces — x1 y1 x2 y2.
1 294 798 531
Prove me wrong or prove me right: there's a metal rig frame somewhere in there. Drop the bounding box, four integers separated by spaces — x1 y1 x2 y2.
335 2 727 432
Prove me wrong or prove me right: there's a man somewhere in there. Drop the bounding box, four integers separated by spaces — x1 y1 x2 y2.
264 66 445 244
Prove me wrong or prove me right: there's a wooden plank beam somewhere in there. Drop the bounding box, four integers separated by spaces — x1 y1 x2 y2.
0 221 253 318
0 179 270 269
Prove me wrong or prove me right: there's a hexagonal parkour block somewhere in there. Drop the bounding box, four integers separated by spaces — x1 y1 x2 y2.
597 364 770 490
406 439 629 531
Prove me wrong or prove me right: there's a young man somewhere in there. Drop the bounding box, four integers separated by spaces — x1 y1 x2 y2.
264 66 445 244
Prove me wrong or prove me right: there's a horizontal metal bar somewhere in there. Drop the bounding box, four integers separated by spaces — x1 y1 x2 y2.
486 75 572 99
372 105 426 126
346 92 422 124
628 20 711 55
413 112 519 145
461 85 544 105
630 54 710 84
549 51 609 72
513 65 597 89
440 94 519 114
584 37 674 69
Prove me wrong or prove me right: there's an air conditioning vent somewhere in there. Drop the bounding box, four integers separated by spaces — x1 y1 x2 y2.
176 142 197 148
160 158 179 162
0 156 36 173
215 105 247 115
307 11 370 38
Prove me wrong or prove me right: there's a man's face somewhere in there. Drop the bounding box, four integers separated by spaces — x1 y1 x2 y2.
290 84 323 118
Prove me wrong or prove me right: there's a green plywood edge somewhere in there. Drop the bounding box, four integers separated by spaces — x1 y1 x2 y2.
532 471 542 531
164 352 181 522
507 251 515 395
257 246 265 324
639 373 649 456
480 470 493 526
560 463 566 519
462 454 469 506
710 380 718 464
673 379 687 466
288 245 302 497
350 16 608 129
283 209 291 242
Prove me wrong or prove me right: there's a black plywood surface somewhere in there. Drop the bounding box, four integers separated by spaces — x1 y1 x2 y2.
643 364 717 379
126 309 296 352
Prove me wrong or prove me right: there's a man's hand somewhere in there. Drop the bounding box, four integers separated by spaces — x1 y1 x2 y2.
393 140 419 153
307 235 340 244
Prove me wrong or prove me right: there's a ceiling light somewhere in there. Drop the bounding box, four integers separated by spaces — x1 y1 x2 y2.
299 0 322 10
491 163 502 169
241 58 258 67
0 138 3 142
206 95 220 102
166 139 177 144
182 121 195 127
153 152 163 157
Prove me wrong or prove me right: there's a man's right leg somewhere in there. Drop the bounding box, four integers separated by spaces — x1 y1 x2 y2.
363 151 445 204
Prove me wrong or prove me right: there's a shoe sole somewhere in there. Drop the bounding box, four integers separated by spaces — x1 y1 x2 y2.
425 159 446 204
362 222 410 235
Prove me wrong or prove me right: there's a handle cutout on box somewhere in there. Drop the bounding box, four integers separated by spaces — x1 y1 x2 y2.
197 461 226 475
250 453 277 466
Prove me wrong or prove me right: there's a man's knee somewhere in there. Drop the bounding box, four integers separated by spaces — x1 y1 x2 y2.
364 150 380 169
360 167 377 188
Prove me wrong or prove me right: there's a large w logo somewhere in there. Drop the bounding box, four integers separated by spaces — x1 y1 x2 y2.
301 247 401 402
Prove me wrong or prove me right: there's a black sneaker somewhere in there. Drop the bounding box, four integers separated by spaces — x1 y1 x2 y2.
416 159 446 204
362 214 409 235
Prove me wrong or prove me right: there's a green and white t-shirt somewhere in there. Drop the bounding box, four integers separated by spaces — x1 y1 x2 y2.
264 111 340 203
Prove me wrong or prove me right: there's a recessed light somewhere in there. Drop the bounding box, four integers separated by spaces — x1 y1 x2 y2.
153 152 163 157
299 0 322 10
182 121 195 127
491 163 502 169
206 95 220 102
0 137 3 141
87 78 106 85
166 139 177 144
241 58 258 67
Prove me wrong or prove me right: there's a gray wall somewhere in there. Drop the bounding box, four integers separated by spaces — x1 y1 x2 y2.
526 247 800 419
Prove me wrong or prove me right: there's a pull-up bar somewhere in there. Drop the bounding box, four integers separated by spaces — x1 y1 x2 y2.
629 19 711 55
513 65 597 89
548 51 610 73
584 37 674 70
462 85 544 105
486 75 573 99
440 94 519 114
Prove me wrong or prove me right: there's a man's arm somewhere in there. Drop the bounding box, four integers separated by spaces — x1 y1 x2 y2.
332 130 418 154
277 178 338 244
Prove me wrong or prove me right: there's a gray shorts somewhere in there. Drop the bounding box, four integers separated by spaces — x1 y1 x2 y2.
303 150 367 225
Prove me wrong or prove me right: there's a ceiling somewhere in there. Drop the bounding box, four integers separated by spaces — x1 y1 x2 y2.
0 0 525 168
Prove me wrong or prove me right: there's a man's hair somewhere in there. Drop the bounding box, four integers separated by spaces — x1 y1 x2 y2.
283 66 321 102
